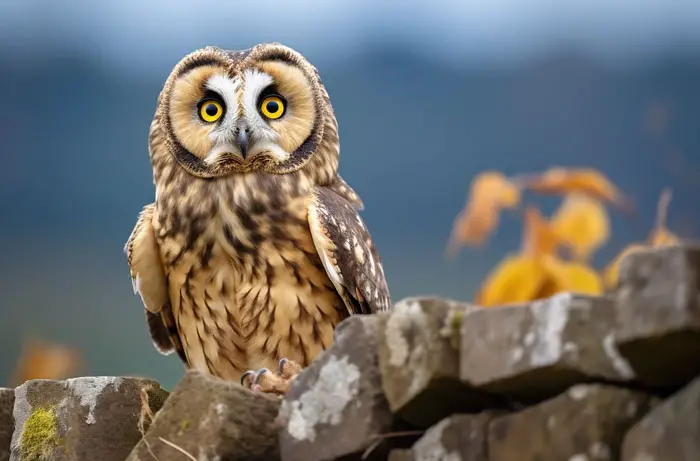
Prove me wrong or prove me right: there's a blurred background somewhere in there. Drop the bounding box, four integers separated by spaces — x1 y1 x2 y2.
1 0 699 388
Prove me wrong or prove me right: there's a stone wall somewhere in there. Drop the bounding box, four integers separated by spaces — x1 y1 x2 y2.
2 245 699 460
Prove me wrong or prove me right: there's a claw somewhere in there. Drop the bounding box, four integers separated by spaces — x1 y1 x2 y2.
278 358 288 374
278 357 303 379
240 370 255 386
253 368 269 386
241 359 304 396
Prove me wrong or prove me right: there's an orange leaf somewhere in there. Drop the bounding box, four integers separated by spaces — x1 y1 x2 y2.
542 257 604 296
475 254 548 306
447 171 521 256
549 193 610 262
516 167 633 213
521 206 560 257
8 338 83 387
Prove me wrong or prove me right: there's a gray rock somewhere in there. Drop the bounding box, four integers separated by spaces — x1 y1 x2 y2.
10 376 168 461
387 449 414 461
127 370 280 461
411 413 497 461
278 315 394 461
615 245 700 388
378 297 496 427
622 374 700 460
488 384 653 461
1 388 13 461
460 292 637 403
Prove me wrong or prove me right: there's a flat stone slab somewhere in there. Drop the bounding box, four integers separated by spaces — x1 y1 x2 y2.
460 292 637 403
614 245 700 389
488 384 653 461
412 413 497 461
622 374 700 460
10 376 168 461
378 297 501 427
127 370 280 461
278 315 394 461
0 388 13 461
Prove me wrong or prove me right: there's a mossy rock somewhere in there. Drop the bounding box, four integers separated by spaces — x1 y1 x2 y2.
20 406 64 461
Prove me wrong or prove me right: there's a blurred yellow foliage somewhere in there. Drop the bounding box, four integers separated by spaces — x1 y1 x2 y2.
450 167 688 306
549 193 610 262
475 254 547 306
475 204 604 307
516 167 635 213
446 171 521 256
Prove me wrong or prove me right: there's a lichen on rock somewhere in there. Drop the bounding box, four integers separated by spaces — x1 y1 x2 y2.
19 406 62 461
284 355 361 443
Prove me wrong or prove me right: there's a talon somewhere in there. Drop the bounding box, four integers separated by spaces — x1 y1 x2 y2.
253 368 270 387
278 358 288 375
240 370 255 387
278 358 303 379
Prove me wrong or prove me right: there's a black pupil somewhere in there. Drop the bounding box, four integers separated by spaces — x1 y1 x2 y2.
205 103 219 116
266 100 279 114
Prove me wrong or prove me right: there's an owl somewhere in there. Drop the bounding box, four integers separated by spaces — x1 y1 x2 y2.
124 43 391 395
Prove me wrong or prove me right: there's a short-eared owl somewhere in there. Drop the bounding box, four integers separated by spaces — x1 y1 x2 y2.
125 43 391 394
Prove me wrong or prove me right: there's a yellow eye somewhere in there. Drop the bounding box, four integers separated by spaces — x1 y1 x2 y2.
260 95 286 120
199 99 224 123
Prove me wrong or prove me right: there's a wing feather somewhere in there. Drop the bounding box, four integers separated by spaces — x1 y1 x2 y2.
307 186 391 315
326 175 365 210
125 204 187 363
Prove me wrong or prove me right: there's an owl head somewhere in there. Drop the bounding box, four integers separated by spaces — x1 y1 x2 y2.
154 43 340 180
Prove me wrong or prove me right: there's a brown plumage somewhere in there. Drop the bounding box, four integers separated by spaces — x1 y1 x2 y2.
125 43 391 393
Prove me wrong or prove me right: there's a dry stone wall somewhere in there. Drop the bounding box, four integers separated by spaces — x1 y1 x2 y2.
1 245 699 460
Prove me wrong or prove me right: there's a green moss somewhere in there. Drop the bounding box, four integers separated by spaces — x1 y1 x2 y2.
448 308 464 350
20 406 63 461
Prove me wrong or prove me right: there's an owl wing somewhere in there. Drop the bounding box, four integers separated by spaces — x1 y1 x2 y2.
124 204 187 363
326 175 365 210
307 186 391 315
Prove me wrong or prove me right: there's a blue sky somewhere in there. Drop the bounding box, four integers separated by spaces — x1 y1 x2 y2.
2 0 700 74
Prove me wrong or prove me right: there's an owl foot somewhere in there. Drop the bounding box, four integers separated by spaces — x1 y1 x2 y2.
240 358 303 396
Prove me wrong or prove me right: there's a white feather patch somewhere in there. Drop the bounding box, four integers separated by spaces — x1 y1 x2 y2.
206 74 241 144
241 69 279 143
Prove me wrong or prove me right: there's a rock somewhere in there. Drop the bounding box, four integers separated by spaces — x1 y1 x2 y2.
488 384 652 461
1 388 14 461
411 413 497 461
278 315 394 461
460 292 637 403
378 297 498 427
10 376 168 461
614 245 700 389
127 370 280 461
387 449 414 461
621 374 700 460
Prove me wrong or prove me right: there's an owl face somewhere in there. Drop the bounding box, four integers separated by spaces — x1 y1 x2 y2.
158 44 333 178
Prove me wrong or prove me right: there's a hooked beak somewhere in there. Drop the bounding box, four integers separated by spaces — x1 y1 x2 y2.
236 130 249 159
